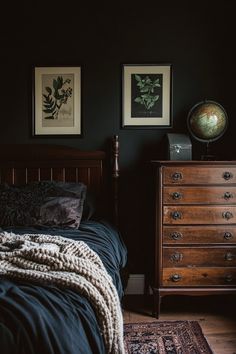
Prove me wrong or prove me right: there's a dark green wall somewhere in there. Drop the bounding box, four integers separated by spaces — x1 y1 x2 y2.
1 1 235 272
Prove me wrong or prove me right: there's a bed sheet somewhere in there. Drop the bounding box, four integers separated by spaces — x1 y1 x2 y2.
0 220 127 354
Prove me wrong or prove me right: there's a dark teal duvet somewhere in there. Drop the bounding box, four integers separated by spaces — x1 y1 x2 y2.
0 221 127 354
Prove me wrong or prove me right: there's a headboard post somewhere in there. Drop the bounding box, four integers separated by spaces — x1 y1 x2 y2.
112 135 119 227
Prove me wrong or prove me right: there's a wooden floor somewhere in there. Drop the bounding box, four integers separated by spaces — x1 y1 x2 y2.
122 294 236 354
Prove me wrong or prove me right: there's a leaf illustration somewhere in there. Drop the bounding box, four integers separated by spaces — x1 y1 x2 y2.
153 79 161 87
54 91 64 100
43 108 54 114
135 74 142 82
57 76 63 89
43 101 57 113
153 95 159 102
43 97 57 114
134 74 161 111
140 86 149 93
45 87 52 95
42 75 73 119
53 79 59 90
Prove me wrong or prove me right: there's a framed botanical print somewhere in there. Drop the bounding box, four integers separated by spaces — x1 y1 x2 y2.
32 66 82 136
122 64 172 128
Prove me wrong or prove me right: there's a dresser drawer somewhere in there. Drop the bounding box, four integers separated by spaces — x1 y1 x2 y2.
162 267 236 286
163 205 236 224
163 247 236 267
163 166 236 185
163 186 236 204
163 226 236 244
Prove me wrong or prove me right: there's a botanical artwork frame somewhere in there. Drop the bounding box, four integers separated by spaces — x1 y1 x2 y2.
32 66 81 136
122 64 172 128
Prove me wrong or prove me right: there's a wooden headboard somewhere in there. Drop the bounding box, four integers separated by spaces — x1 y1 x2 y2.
0 136 120 224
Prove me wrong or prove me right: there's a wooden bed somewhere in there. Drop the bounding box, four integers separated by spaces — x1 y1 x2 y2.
0 135 120 224
0 135 126 354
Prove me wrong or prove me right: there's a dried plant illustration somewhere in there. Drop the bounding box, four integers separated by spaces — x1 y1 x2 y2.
42 76 72 119
134 74 161 110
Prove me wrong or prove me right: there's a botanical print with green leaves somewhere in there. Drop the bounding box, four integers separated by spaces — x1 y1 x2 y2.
42 76 73 119
134 74 161 110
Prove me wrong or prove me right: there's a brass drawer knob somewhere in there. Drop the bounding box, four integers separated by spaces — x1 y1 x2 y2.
171 211 182 220
223 171 233 180
172 192 182 200
170 252 183 262
171 172 183 181
170 274 182 282
222 211 233 220
225 274 233 283
170 232 183 240
224 192 233 200
225 252 235 261
224 232 233 240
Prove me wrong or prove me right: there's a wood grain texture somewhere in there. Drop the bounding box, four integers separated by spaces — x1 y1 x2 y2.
163 205 236 224
163 225 236 244
162 267 236 286
162 165 236 185
163 247 236 267
163 186 236 204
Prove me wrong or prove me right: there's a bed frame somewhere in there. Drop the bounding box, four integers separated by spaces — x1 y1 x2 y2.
0 135 120 225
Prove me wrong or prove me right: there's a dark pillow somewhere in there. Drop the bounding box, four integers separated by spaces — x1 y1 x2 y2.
0 181 87 228
82 190 97 221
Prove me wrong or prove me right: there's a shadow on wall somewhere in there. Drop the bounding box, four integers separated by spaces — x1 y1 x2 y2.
118 140 163 275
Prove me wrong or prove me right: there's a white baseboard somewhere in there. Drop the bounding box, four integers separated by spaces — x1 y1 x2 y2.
125 274 145 295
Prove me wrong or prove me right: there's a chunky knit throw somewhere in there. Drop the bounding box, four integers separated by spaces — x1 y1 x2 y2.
0 231 125 354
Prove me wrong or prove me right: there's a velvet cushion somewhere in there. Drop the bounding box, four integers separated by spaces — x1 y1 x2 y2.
0 181 87 228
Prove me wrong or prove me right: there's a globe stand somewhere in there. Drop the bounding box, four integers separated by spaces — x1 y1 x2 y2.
187 100 228 162
201 142 217 161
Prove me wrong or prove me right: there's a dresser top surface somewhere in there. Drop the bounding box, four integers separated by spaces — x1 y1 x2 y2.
151 160 236 166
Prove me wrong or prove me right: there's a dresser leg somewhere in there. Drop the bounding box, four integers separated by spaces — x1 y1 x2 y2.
152 289 161 318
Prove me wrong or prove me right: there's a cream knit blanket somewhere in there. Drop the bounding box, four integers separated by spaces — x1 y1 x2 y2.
0 231 125 354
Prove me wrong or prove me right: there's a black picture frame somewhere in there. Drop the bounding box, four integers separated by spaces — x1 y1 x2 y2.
122 64 172 129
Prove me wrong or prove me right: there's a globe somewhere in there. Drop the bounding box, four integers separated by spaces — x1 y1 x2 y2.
187 100 228 143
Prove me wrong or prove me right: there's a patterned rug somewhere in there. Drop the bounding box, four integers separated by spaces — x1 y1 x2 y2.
124 320 213 354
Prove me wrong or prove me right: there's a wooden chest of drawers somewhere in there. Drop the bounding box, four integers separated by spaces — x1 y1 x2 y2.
152 161 236 317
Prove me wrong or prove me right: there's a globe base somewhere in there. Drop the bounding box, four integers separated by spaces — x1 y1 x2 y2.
200 141 218 161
